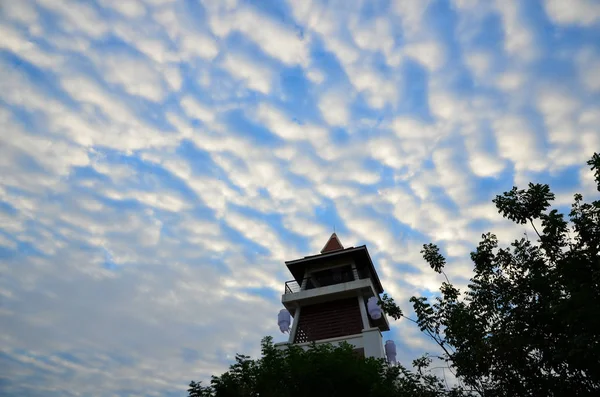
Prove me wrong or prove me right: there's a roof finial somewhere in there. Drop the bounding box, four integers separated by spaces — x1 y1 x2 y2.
320 232 344 253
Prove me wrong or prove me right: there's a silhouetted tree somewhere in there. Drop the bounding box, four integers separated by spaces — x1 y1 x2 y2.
391 153 600 396
188 336 468 397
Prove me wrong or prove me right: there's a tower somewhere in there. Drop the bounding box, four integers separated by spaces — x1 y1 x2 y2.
275 233 390 359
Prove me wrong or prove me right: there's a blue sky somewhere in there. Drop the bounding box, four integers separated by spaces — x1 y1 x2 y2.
1 0 600 395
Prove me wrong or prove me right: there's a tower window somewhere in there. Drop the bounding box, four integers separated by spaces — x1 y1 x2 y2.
307 265 354 289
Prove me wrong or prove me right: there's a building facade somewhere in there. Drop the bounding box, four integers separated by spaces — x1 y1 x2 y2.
275 233 390 359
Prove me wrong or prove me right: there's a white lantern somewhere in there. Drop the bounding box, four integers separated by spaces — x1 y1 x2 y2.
385 340 397 364
367 296 382 320
278 309 291 333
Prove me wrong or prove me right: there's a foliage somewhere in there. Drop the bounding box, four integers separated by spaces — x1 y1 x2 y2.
383 153 600 397
379 293 404 320
188 336 468 397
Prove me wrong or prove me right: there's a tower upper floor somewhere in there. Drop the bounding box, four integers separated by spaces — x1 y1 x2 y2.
281 233 389 333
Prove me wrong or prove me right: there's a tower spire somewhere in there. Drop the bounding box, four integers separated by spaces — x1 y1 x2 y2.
320 232 344 253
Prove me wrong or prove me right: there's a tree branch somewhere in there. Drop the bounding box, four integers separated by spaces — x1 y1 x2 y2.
529 218 541 240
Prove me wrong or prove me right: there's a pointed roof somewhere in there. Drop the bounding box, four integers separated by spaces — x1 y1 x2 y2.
285 244 384 294
320 233 344 253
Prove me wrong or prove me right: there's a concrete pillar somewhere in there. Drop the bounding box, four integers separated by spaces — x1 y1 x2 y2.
357 296 369 329
351 262 360 280
362 328 385 359
300 270 308 290
288 306 301 343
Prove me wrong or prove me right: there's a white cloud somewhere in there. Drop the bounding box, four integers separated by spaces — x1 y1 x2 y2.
37 0 108 38
152 6 219 61
0 24 62 69
179 31 219 60
451 0 484 10
393 117 437 140
465 148 505 178
496 70 525 91
367 137 406 169
404 40 445 71
112 24 176 64
207 4 309 66
493 115 546 172
536 87 579 145
0 107 89 196
347 64 399 108
180 95 215 124
494 0 537 61
0 243 283 392
318 91 350 126
1 127 90 177
282 214 328 243
458 120 506 178
387 117 444 173
287 0 336 36
465 51 493 81
350 16 398 64
223 210 292 262
92 51 167 102
328 161 381 185
392 0 432 38
335 205 398 256
99 0 146 18
576 48 600 92
255 103 328 143
0 234 17 249
146 0 177 5
221 53 273 94
57 75 180 151
432 147 474 207
164 65 183 91
306 68 325 84
2 0 39 27
578 110 600 162
428 89 465 121
105 189 188 212
287 1 399 108
543 0 600 27
325 37 360 64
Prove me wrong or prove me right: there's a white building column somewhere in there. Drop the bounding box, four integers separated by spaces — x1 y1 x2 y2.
362 328 385 359
300 269 309 289
351 262 360 280
288 306 301 343
357 295 369 329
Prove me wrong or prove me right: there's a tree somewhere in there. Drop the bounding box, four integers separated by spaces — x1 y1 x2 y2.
188 336 468 397
402 153 600 396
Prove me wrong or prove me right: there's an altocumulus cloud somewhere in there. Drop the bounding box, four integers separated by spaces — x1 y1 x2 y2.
1 0 599 395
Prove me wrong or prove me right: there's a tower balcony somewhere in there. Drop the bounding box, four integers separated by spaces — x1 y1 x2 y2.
282 276 378 310
274 327 385 359
281 271 390 335
284 279 301 294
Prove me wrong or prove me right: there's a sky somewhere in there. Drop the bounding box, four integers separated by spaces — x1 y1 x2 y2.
1 0 599 395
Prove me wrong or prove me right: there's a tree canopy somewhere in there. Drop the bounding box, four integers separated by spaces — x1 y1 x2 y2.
188 337 465 397
189 153 600 397
408 153 600 396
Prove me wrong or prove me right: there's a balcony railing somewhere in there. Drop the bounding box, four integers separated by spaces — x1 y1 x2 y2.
284 280 301 294
284 272 360 295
